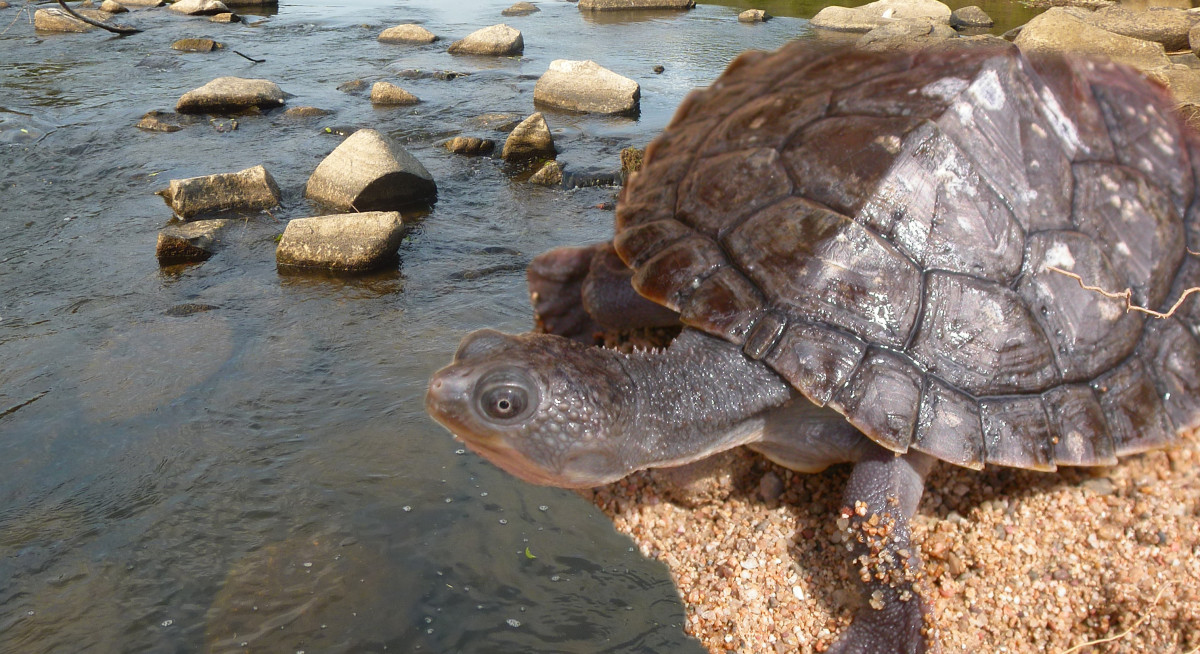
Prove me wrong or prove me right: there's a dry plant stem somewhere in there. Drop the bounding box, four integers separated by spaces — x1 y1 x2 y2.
1046 266 1200 319
56 0 141 34
1058 584 1169 654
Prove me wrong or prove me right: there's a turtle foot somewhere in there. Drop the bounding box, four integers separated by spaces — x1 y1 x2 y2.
527 243 607 342
826 597 931 654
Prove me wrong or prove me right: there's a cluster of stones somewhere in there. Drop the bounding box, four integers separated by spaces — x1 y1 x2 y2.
808 0 1200 117
31 0 274 30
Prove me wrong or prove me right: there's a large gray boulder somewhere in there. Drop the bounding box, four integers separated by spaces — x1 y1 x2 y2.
447 24 523 56
1014 8 1171 71
578 0 694 9
157 219 232 265
276 212 406 271
160 165 281 220
176 77 285 113
949 5 992 28
168 0 230 15
378 24 437 44
534 60 640 115
1056 5 1199 52
810 0 951 32
501 112 556 161
305 129 437 211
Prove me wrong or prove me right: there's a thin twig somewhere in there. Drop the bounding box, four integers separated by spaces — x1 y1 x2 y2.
56 0 141 35
233 50 265 63
1058 584 1170 654
1046 266 1200 319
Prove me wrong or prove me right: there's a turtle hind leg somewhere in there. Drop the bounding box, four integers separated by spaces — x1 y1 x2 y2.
827 446 936 654
528 242 678 343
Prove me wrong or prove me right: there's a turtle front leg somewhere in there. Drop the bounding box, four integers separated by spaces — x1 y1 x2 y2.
827 446 936 654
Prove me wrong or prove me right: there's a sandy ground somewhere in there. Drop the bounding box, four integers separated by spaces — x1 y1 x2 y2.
583 428 1200 653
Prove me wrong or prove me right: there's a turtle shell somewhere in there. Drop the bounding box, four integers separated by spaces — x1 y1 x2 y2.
613 42 1200 471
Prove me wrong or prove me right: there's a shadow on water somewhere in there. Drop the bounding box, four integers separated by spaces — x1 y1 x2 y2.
0 0 1051 651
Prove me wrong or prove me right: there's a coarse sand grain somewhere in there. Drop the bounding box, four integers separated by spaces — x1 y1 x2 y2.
582 428 1200 653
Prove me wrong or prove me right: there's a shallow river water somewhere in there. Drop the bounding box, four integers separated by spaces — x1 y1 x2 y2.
0 1 1036 652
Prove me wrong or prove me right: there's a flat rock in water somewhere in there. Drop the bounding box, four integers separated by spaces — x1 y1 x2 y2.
161 164 281 220
209 12 238 22
176 77 284 113
276 211 406 271
305 129 437 211
137 110 184 132
1015 8 1171 71
738 9 769 22
529 160 563 186
501 112 556 161
444 136 495 155
1057 5 1198 52
534 60 640 115
156 218 232 265
379 24 437 43
223 0 277 5
101 1 128 13
122 0 165 5
857 17 957 51
284 106 331 118
169 0 230 15
578 0 694 9
171 37 221 52
502 2 539 15
810 0 951 32
447 24 523 56
33 7 114 32
370 81 420 105
949 5 992 28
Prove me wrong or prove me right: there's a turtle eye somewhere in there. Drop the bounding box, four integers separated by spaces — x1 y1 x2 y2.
475 370 537 423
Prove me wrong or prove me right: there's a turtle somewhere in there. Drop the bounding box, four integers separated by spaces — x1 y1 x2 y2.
426 40 1200 654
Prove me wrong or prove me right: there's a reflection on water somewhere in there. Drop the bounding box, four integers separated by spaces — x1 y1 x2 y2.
0 0 1050 651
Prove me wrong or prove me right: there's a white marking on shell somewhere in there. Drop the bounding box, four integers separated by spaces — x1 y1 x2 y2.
1152 126 1174 155
968 69 1006 111
922 77 970 102
1116 242 1131 256
1037 87 1082 155
875 134 903 155
953 99 974 125
1043 242 1076 270
1030 123 1047 139
1139 157 1155 173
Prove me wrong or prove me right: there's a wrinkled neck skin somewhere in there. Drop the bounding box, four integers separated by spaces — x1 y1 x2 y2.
607 329 864 475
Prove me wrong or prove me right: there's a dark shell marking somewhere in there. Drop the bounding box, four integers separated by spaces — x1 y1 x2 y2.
614 43 1200 472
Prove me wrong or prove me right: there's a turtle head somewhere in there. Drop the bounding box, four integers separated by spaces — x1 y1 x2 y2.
426 329 633 488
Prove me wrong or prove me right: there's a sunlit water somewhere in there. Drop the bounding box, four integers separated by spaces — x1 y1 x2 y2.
0 1 1038 651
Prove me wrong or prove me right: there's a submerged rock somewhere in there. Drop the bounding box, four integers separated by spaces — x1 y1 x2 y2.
502 2 539 16
447 24 523 56
578 0 694 9
370 81 420 106
284 106 331 118
209 12 239 23
620 146 643 174
810 0 951 32
529 160 563 186
444 136 496 155
176 77 285 113
276 211 406 271
168 0 230 15
378 23 438 44
1014 8 1170 70
136 110 184 132
501 112 556 161
156 218 232 265
305 129 437 211
160 165 282 220
534 59 640 115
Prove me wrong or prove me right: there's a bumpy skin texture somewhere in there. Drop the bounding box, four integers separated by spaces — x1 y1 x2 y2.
614 42 1200 471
